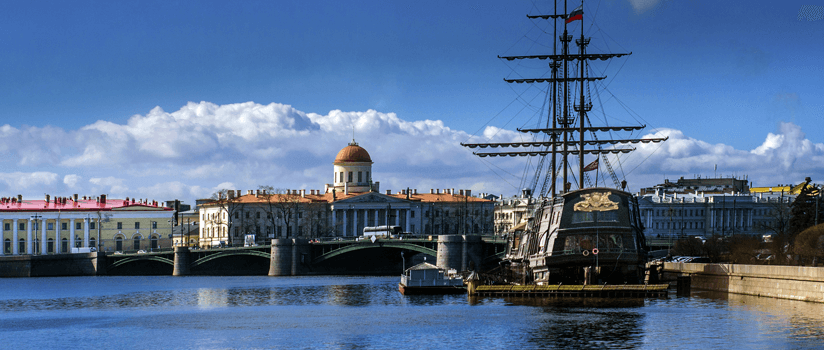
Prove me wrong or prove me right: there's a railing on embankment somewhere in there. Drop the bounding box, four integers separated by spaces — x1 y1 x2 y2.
663 262 824 303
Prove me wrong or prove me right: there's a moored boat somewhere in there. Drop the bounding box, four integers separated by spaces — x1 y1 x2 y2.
399 262 466 295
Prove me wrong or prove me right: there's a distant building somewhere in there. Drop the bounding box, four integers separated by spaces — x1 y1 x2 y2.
1 194 173 255
494 189 540 236
638 179 796 238
198 142 494 247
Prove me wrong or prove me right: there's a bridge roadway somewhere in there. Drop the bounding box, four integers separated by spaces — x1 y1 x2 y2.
103 235 506 276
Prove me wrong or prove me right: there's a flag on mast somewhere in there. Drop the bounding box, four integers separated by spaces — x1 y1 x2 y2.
566 5 583 23
583 159 599 172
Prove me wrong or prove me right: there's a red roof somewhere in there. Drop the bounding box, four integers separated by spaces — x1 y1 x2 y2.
0 198 173 212
334 142 372 164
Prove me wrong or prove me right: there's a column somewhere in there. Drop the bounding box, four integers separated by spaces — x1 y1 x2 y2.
331 210 337 236
83 218 90 248
395 209 400 227
406 209 411 233
55 218 61 254
26 218 33 254
12 219 18 255
41 217 48 254
353 209 359 237
373 209 378 226
70 218 76 250
342 210 348 237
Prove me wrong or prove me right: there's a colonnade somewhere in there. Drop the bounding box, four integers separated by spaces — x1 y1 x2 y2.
2 217 91 255
330 208 413 236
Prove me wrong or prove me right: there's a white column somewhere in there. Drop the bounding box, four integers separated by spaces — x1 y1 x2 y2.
394 209 400 227
70 219 76 250
353 209 359 237
406 209 411 233
83 218 90 248
342 210 348 237
26 218 33 254
41 217 48 254
55 219 61 254
12 219 19 255
331 210 337 236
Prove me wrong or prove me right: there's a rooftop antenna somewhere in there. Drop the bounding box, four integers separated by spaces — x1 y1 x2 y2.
350 125 358 146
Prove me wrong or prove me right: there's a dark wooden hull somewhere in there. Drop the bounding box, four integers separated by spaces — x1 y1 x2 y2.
398 283 466 295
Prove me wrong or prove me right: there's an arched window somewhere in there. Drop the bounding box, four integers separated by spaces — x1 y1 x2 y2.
47 238 54 253
75 236 81 248
18 239 25 254
89 237 96 251
62 238 68 253
4 239 10 254
151 235 158 249
115 236 123 251
133 236 140 250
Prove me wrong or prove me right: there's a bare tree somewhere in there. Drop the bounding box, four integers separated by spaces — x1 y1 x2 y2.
259 186 303 238
207 189 245 247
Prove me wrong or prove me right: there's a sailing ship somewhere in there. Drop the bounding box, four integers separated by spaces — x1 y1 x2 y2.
462 1 667 284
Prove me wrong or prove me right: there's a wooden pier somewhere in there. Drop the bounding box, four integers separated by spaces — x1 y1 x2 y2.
470 284 669 298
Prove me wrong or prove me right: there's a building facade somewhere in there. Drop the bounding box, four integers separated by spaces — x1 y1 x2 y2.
1 195 174 255
198 142 494 247
637 177 798 238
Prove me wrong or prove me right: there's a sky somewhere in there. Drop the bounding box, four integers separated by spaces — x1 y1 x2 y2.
1 0 822 205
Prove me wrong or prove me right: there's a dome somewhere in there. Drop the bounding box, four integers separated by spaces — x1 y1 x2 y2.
334 142 372 164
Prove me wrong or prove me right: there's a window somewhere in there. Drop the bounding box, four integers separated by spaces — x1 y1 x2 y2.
62 222 67 230
366 172 369 181
76 222 81 230
4 239 9 254
117 222 122 230
358 171 363 182
256 212 260 219
152 221 157 229
246 212 250 219
89 237 96 250
47 238 54 253
348 172 353 182
48 223 54 230
235 212 239 219
116 237 123 251
61 238 68 253
133 237 140 250
151 236 158 249
19 239 25 254
90 222 96 230
19 222 25 231
135 222 140 229
3 223 8 231
411 211 415 218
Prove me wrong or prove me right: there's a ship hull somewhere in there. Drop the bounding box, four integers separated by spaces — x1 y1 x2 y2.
398 283 466 295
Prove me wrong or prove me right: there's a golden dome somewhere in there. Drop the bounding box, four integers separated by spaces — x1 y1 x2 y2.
334 142 372 164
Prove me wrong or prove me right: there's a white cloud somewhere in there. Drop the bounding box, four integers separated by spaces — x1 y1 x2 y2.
628 0 661 14
0 171 58 190
63 174 80 188
1 102 822 203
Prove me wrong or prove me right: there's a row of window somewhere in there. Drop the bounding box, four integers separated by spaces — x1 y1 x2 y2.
2 221 157 231
2 235 161 254
337 171 370 183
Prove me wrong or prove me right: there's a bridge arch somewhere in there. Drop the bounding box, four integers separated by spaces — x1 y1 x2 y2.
312 242 437 265
191 250 271 267
109 255 174 269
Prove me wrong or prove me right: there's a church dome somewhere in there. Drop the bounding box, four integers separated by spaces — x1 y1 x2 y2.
334 142 372 164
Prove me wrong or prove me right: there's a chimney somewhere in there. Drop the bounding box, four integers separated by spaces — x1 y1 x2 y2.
465 190 471 197
73 194 78 201
45 194 50 203
430 189 434 194
414 189 418 195
300 189 306 198
345 183 349 195
459 190 464 196
436 189 440 194
451 188 455 195
386 190 391 195
247 190 253 196
228 190 235 199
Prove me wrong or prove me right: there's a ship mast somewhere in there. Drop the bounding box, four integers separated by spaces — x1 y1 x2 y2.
461 0 667 193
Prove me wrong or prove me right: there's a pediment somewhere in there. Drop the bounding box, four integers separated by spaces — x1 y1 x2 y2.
334 192 412 204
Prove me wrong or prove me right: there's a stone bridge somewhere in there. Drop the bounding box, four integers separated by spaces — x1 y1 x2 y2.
98 235 506 276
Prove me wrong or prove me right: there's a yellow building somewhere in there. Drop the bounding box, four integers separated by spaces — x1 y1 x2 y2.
1 194 174 255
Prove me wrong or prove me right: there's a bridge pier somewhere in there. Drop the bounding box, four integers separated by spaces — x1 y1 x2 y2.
437 235 482 272
93 251 107 276
269 239 309 276
173 246 190 276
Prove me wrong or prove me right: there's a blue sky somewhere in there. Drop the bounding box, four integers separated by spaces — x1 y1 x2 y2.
1 0 822 204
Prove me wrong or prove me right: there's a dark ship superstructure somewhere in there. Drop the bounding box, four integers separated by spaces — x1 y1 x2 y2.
461 1 667 284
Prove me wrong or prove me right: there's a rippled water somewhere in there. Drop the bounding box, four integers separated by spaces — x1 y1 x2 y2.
2 276 824 349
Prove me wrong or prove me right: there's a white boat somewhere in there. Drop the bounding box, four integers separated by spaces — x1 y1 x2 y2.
399 262 465 295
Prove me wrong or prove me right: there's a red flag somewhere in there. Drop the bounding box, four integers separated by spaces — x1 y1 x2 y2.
566 5 583 24
583 159 598 172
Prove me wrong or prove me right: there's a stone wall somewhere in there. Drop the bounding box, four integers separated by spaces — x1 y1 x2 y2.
0 253 103 277
663 262 824 303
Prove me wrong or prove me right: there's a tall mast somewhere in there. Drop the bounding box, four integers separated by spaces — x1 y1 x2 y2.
578 0 586 189
550 0 559 198
562 0 570 193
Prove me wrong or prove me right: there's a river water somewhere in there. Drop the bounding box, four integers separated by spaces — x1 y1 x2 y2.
2 276 823 349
